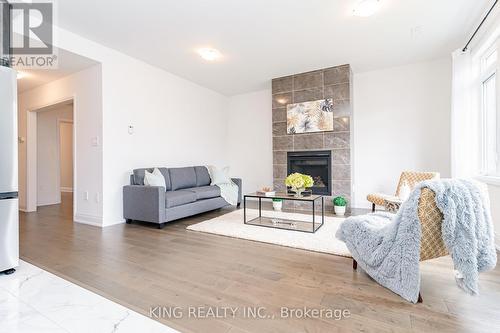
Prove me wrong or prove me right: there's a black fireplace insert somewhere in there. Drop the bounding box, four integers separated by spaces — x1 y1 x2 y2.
287 150 331 195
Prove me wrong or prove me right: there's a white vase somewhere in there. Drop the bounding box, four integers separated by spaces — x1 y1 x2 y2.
273 201 283 211
334 205 346 216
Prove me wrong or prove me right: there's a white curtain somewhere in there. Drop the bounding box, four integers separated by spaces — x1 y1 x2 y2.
451 49 479 178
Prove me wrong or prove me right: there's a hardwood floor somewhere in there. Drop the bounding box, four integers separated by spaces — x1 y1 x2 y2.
20 193 500 333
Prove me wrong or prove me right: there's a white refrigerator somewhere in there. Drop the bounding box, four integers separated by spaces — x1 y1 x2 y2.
0 65 19 274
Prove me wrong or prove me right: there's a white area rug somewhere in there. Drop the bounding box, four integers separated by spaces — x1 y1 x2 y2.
187 209 351 257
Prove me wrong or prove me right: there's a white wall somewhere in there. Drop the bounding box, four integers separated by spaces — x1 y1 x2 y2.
227 89 273 194
353 58 452 208
36 104 72 206
18 65 103 224
59 121 73 191
486 184 500 249
101 57 229 225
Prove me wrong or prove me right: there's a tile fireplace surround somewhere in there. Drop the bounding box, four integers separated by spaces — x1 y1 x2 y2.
272 64 352 209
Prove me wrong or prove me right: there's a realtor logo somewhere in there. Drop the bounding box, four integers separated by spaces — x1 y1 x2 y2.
10 2 53 54
0 1 56 68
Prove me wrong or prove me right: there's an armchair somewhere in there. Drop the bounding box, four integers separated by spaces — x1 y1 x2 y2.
354 187 448 302
367 171 440 212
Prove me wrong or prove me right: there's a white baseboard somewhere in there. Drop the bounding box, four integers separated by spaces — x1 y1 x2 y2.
74 213 103 227
102 219 126 227
37 200 61 207
60 187 73 193
73 213 124 228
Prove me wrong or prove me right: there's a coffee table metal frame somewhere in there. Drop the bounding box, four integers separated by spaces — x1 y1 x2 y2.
243 193 324 233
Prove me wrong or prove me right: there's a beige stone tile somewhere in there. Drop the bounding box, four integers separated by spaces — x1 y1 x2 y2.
273 164 287 179
293 88 323 103
293 133 323 150
272 122 287 136
332 149 350 164
324 83 349 101
324 132 350 149
293 71 323 90
273 151 287 165
272 108 286 122
333 117 350 132
273 136 293 150
333 99 351 117
324 65 350 85
272 76 293 94
272 92 292 108
332 164 351 181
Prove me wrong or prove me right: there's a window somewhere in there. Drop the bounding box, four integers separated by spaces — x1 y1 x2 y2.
480 48 500 177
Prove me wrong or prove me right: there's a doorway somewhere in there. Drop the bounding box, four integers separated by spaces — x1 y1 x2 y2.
28 99 75 217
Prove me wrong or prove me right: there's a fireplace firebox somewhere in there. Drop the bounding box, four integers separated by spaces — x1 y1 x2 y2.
287 151 331 195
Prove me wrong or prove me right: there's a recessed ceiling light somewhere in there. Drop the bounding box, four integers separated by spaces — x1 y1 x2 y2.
353 0 381 17
16 71 27 79
197 48 222 61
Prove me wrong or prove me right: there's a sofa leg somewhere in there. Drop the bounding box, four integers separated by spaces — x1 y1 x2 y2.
417 292 423 303
352 259 357 270
158 223 165 229
126 219 132 224
372 203 376 212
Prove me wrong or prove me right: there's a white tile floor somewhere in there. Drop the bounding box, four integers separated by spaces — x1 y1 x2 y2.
0 260 179 333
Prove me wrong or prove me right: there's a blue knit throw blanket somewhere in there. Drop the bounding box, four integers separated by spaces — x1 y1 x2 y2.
336 179 497 303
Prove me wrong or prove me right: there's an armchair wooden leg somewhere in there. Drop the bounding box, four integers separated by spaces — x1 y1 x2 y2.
417 292 423 303
372 203 376 212
352 259 357 270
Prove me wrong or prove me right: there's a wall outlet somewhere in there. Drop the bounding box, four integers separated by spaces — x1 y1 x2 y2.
84 191 89 201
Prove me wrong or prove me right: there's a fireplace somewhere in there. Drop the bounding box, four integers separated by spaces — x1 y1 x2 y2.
287 151 331 195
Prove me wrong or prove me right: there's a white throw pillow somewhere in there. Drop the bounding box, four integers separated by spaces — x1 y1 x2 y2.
398 180 411 201
144 168 166 188
207 166 231 185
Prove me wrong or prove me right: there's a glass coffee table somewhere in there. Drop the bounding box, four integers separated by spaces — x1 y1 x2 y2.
243 192 324 233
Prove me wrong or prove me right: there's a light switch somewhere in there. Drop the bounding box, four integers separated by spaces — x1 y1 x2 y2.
128 125 134 135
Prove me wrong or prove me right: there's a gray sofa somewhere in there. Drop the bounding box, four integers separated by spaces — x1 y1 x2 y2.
123 166 242 228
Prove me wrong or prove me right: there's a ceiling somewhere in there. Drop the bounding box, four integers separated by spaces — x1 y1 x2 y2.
55 0 489 96
16 48 98 93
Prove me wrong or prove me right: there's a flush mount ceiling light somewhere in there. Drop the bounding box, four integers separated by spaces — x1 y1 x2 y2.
353 0 381 17
197 48 222 61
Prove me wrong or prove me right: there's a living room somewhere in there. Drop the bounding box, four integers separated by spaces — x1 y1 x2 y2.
1 0 500 332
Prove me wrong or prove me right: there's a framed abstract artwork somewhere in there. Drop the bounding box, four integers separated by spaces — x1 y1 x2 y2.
286 98 333 134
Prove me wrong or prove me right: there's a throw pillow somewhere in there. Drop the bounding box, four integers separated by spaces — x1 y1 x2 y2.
398 180 411 201
207 166 231 185
144 168 166 188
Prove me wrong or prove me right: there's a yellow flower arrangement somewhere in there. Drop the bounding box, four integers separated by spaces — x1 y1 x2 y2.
285 173 314 190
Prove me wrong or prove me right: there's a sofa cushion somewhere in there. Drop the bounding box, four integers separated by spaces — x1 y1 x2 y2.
194 166 211 186
169 167 197 190
133 168 171 190
186 186 221 200
165 190 197 208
